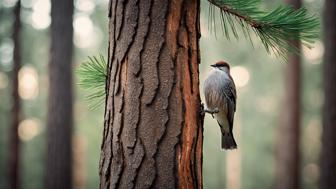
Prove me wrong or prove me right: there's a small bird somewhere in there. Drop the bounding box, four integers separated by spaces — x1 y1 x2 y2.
203 61 237 150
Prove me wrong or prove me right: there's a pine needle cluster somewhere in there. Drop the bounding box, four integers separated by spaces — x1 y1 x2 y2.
208 0 319 58
77 55 107 109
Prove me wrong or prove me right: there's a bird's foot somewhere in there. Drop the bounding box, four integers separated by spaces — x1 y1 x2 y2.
202 107 219 118
200 103 205 116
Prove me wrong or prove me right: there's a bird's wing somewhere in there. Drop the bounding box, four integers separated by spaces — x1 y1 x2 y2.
223 77 237 132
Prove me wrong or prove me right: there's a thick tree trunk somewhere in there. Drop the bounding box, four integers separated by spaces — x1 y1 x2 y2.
99 0 203 188
320 0 336 188
276 0 301 189
8 1 22 189
45 0 74 188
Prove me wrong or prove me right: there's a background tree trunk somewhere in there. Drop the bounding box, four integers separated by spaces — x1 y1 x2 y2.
99 0 203 188
276 0 301 189
320 0 336 188
8 1 22 189
45 0 74 188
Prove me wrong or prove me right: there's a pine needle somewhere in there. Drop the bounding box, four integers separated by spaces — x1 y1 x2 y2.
77 55 107 109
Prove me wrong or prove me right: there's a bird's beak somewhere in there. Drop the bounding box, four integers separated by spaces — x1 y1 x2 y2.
211 64 216 67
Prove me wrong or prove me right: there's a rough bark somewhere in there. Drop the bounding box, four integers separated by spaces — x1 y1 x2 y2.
99 0 203 188
276 0 301 189
8 1 22 189
320 0 336 188
45 0 74 188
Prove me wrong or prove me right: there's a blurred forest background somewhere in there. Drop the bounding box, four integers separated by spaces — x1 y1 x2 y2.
0 0 324 189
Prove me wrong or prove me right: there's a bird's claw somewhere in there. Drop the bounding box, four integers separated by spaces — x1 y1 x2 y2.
200 103 205 116
202 107 219 118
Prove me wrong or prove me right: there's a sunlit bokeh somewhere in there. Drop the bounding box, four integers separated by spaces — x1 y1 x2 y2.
303 163 319 184
21 0 34 8
19 66 39 100
256 96 277 113
18 118 42 141
73 15 101 48
303 118 322 156
2 0 18 8
31 0 51 30
0 39 14 67
200 17 210 38
303 40 324 62
76 0 95 13
230 66 250 88
0 72 9 90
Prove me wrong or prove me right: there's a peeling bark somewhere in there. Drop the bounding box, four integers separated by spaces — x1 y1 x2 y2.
99 0 203 188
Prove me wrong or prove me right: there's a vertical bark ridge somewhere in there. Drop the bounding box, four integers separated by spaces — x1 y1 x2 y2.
176 0 203 188
99 0 118 188
136 1 169 187
141 0 167 106
110 85 126 188
152 1 185 188
115 0 126 40
195 1 203 184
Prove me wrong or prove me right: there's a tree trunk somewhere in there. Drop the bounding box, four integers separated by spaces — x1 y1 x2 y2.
45 0 74 188
276 0 301 189
320 0 336 188
99 0 203 188
8 1 22 189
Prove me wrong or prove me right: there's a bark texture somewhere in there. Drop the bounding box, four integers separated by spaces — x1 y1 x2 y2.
8 1 22 189
99 0 203 188
320 0 336 188
276 0 301 189
45 0 74 188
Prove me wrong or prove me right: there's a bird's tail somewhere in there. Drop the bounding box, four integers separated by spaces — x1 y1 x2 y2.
221 132 237 150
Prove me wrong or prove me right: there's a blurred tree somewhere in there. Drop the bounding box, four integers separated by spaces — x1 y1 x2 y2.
8 1 22 189
276 0 302 189
44 0 74 188
99 0 204 188
320 0 336 188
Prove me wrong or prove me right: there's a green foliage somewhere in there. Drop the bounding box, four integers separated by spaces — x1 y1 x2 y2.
77 55 107 109
208 0 319 58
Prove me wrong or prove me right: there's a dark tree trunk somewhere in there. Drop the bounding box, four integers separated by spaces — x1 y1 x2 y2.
8 1 22 189
45 0 74 188
276 0 301 189
99 0 203 188
320 0 336 188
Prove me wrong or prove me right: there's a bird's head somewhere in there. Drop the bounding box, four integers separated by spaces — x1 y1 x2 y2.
211 61 230 74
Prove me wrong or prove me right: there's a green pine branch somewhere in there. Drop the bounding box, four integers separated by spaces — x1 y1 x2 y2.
77 55 107 109
207 0 319 58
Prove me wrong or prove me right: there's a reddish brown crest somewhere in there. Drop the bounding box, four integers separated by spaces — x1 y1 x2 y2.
211 61 230 70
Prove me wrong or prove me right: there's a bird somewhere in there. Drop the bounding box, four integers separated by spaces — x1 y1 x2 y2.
203 61 237 150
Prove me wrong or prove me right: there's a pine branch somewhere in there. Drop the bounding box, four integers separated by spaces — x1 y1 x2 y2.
208 0 319 58
77 55 107 109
